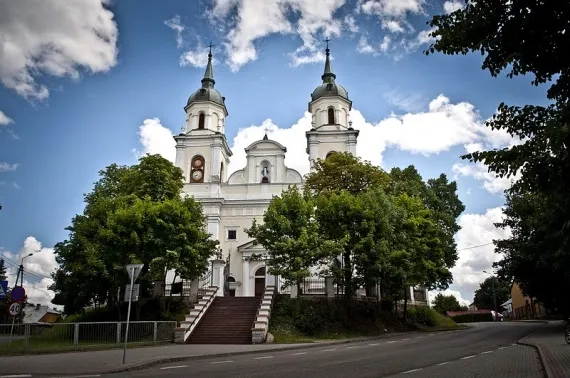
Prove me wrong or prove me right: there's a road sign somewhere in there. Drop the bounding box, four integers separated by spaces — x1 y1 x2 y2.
124 284 140 302
126 264 144 282
0 281 7 299
11 286 25 302
8 302 21 316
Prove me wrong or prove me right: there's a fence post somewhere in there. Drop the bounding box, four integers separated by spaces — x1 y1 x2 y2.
153 322 158 342
116 322 121 346
73 323 79 349
24 324 30 353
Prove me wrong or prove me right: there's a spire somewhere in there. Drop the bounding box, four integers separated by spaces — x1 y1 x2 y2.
321 38 336 84
201 42 215 88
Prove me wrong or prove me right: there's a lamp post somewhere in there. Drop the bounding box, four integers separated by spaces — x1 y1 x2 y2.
14 253 33 288
483 270 498 313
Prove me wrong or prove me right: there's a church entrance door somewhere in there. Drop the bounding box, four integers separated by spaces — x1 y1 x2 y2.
254 266 266 297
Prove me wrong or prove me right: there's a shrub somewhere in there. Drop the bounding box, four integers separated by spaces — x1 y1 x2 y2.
408 306 457 328
451 312 493 323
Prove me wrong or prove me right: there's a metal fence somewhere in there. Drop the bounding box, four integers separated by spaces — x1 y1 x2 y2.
165 280 192 297
0 321 177 355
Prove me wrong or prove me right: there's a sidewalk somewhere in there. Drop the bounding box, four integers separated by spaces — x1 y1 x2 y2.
0 332 416 376
519 321 570 378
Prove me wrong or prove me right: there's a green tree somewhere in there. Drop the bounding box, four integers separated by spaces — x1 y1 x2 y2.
50 154 217 315
246 186 333 293
304 152 390 196
427 0 570 315
473 276 511 312
0 259 6 281
432 293 466 313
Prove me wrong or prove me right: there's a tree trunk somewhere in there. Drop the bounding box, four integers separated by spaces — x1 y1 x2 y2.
166 272 178 313
343 251 352 302
403 287 408 320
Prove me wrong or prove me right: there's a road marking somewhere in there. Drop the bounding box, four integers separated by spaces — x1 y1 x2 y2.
369 343 380 346
481 351 493 354
254 356 274 360
429 334 435 336
402 368 423 374
323 348 336 352
291 352 307 355
211 360 234 364
386 340 397 344
1 375 33 378
402 338 410 341
160 365 188 370
498 346 506 350
437 362 450 366
461 355 475 360
347 346 359 349
49 375 101 378
414 336 423 339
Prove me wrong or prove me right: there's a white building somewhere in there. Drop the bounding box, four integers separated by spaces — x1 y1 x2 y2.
174 46 419 300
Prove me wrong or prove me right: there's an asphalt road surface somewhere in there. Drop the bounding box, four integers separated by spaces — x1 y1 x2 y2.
109 322 544 378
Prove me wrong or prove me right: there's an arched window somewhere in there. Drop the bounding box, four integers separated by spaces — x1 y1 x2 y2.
327 107 335 124
198 113 205 129
190 155 205 183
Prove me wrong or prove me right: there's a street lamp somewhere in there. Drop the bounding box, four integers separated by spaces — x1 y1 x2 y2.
483 270 498 313
16 253 33 287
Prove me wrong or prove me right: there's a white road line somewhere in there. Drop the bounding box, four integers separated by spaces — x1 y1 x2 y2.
402 338 410 341
323 348 336 352
386 340 397 344
414 336 423 339
437 362 450 366
429 334 435 336
160 365 188 370
291 352 307 355
49 375 101 378
461 355 475 360
498 346 507 350
402 368 423 374
254 356 274 360
1 375 33 378
481 351 493 354
369 343 380 346
211 360 234 364
347 346 359 349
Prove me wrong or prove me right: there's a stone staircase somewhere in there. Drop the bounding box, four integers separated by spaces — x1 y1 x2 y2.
186 296 261 344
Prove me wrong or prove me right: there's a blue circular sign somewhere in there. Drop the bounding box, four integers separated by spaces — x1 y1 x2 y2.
11 286 25 302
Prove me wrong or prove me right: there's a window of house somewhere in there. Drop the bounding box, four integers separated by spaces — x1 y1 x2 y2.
198 113 205 129
227 230 237 240
328 107 335 124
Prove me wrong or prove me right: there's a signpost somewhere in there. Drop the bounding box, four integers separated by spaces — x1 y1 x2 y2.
11 286 25 302
123 264 144 364
8 302 21 316
0 280 7 299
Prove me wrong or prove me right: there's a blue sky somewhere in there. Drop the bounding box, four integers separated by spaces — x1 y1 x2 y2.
0 0 548 306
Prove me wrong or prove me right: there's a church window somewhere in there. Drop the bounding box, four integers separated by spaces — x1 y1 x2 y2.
227 230 237 240
327 107 335 124
198 113 205 129
190 156 205 183
255 267 266 276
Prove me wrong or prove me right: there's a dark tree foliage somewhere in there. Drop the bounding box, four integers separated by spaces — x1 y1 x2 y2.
473 277 511 312
428 0 570 316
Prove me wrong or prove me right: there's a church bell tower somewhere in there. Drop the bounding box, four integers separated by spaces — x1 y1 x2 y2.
306 43 359 171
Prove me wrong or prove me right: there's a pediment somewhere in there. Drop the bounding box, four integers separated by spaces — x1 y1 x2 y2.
237 239 266 253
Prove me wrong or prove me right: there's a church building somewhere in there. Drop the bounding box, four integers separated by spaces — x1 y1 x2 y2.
173 45 360 297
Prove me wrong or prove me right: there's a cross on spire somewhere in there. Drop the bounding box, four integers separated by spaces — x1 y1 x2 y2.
207 41 215 55
324 38 331 50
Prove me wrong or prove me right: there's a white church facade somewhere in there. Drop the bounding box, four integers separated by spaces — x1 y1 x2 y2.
172 46 427 303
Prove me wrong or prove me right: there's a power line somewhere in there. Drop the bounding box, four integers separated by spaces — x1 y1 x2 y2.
457 242 494 252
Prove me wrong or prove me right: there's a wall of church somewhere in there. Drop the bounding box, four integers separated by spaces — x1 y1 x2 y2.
184 102 226 133
310 97 350 128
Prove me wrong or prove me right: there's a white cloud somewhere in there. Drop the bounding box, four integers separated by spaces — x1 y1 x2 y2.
448 207 510 304
429 288 471 306
443 0 464 14
0 0 118 100
0 111 14 126
1 237 59 307
164 15 185 49
0 162 19 172
131 118 176 163
452 163 516 195
359 0 424 34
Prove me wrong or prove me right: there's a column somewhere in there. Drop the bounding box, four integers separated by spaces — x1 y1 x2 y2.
206 215 220 241
242 258 250 297
211 259 225 297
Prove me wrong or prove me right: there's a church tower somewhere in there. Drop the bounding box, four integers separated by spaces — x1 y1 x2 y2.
306 44 359 171
174 46 232 190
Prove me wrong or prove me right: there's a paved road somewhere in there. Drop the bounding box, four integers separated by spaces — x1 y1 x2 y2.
108 322 544 378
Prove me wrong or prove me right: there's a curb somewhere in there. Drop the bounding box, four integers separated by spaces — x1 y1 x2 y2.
101 327 470 375
516 322 552 378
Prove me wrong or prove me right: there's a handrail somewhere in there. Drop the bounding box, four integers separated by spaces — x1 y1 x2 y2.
251 286 276 333
184 286 218 332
